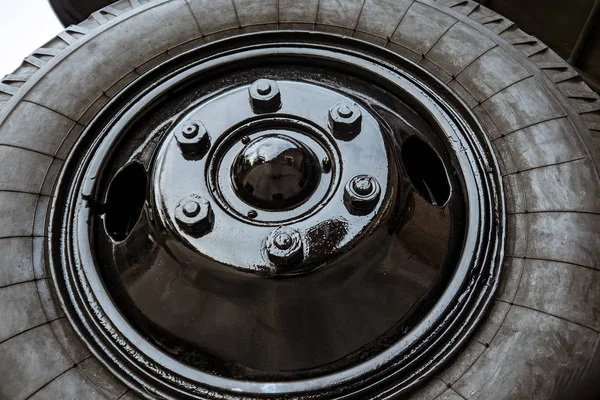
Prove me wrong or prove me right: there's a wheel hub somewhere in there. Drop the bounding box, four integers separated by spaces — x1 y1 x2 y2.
232 134 320 210
49 32 505 399
152 79 395 277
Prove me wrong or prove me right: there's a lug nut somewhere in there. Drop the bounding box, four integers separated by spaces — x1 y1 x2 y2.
175 121 210 155
344 175 380 213
266 227 303 266
249 79 281 113
328 101 362 138
175 196 213 236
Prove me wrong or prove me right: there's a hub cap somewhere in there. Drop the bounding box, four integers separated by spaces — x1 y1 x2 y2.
232 135 320 210
49 32 504 399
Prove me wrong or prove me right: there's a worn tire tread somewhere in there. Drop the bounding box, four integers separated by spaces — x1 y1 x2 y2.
0 1 598 399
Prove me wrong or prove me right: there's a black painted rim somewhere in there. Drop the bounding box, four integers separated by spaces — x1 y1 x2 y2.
49 31 505 399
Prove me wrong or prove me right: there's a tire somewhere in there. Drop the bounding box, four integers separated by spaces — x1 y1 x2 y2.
0 1 598 399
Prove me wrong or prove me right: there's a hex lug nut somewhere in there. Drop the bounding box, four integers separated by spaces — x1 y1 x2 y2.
344 175 381 213
175 121 210 156
175 196 213 236
328 101 362 138
265 226 304 266
249 79 281 113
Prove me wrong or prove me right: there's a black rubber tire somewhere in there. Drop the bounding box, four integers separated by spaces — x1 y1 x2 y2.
0 1 599 399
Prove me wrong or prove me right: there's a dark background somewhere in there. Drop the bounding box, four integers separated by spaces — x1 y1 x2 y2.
479 0 599 92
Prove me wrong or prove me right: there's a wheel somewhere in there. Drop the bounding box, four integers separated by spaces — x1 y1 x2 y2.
0 1 598 399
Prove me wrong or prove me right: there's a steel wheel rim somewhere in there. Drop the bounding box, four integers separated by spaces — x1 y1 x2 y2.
49 32 505 399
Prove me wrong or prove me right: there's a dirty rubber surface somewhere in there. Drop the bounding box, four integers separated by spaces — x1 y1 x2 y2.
0 0 599 399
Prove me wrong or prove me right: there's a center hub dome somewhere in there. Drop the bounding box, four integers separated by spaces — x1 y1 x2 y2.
232 134 321 210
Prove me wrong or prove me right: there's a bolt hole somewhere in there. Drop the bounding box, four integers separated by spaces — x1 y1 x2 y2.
401 137 451 207
104 162 147 242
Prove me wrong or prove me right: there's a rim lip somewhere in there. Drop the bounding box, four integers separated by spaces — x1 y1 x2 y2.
48 31 505 399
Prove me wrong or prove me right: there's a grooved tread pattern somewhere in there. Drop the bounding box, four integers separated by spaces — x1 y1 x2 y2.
0 0 598 399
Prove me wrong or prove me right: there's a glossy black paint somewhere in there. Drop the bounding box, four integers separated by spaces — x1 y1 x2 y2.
124 71 452 372
49 32 505 399
232 134 320 211
151 78 397 280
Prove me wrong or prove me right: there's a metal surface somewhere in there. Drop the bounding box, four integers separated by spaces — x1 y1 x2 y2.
174 195 213 236
175 121 210 156
344 175 381 213
151 78 394 279
248 79 282 113
265 226 304 266
49 32 505 399
328 101 362 138
232 134 320 210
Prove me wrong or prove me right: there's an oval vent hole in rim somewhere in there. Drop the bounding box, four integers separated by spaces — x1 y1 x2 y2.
104 162 147 242
401 136 451 207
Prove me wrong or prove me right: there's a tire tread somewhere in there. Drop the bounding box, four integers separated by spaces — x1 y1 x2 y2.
0 1 598 399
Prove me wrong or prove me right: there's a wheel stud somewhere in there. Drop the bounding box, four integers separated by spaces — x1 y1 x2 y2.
175 196 213 236
328 101 362 138
249 79 281 113
256 81 272 95
322 156 332 172
338 104 353 118
182 123 199 138
353 176 373 195
175 121 210 156
182 200 200 217
266 227 303 266
274 232 292 250
344 175 380 213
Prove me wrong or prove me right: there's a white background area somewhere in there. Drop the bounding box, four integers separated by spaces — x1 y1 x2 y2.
0 0 63 77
